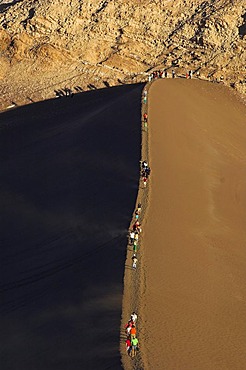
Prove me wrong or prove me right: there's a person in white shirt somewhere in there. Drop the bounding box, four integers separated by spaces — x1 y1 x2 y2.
131 312 138 324
132 254 138 269
129 231 135 244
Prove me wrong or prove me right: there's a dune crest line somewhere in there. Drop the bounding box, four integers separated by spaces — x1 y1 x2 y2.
120 80 151 369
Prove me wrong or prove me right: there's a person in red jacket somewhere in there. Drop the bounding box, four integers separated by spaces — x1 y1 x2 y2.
143 176 147 188
125 338 131 355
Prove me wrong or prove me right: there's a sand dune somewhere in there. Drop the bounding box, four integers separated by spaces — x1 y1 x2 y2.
138 79 246 369
0 84 143 370
2 78 246 370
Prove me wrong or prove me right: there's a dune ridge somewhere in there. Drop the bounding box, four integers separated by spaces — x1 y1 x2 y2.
120 83 150 370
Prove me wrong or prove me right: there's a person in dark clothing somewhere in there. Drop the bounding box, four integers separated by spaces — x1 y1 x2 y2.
146 167 151 176
142 160 148 170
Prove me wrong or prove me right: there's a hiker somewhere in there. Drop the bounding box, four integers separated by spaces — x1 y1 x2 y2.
172 70 175 78
136 225 142 234
142 167 150 178
141 169 146 178
130 324 137 339
133 240 138 253
143 176 147 188
143 113 148 123
137 203 141 213
131 337 139 357
134 223 141 234
142 160 148 170
129 231 135 244
132 254 138 269
125 338 131 355
133 221 140 231
146 166 151 176
131 312 138 324
134 232 139 242
125 320 133 335
135 210 139 220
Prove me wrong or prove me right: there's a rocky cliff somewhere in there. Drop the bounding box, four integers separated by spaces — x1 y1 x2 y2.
0 0 245 109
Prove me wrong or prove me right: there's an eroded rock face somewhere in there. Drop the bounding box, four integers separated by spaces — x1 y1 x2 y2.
0 0 245 109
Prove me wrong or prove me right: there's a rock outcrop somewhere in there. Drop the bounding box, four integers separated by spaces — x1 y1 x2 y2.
0 0 245 109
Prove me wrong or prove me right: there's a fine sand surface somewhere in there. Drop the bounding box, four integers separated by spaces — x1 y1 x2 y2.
138 79 246 369
0 84 143 370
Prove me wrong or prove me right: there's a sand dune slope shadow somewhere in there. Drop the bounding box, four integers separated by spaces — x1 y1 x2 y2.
0 83 143 370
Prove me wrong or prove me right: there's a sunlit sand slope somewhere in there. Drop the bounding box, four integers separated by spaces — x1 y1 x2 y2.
140 79 246 370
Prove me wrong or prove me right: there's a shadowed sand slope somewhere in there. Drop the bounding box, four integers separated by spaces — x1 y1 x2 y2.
140 79 246 370
0 84 143 370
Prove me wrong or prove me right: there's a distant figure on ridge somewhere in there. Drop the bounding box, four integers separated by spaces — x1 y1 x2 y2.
129 231 135 244
133 220 140 231
131 312 138 324
125 320 133 335
125 338 131 355
143 90 147 104
132 254 138 269
131 337 139 357
142 160 148 170
143 176 147 188
130 324 137 339
146 166 151 177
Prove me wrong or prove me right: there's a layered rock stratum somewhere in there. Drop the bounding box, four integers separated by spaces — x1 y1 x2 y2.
0 0 245 110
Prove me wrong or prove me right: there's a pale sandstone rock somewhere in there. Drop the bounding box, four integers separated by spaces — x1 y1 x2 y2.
0 0 245 109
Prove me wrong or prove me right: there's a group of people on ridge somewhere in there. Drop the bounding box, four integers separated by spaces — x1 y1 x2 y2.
125 312 139 357
129 203 142 268
124 88 151 360
141 160 151 188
